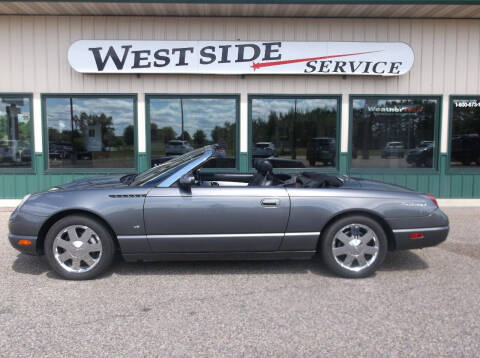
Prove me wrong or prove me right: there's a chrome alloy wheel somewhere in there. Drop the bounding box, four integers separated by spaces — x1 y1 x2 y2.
53 225 103 273
331 223 379 272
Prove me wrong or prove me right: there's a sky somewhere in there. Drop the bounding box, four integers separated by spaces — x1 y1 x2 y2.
251 98 337 121
46 97 134 136
149 98 236 140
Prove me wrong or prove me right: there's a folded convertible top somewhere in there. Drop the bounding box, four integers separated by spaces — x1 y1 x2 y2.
297 172 343 188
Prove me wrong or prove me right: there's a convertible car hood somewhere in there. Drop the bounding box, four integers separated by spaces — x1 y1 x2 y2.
54 175 129 190
343 177 414 193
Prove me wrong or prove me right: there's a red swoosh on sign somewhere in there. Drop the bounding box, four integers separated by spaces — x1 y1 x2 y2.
250 50 382 71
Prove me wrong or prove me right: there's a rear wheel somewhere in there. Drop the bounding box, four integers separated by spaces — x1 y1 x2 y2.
425 156 433 168
44 215 115 280
320 215 387 278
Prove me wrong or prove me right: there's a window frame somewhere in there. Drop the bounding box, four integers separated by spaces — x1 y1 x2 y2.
0 93 35 174
145 94 241 172
248 94 342 173
349 94 442 174
42 93 138 174
447 95 480 174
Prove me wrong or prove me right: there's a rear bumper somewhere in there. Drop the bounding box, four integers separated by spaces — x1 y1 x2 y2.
8 234 38 255
392 226 449 250
308 151 333 161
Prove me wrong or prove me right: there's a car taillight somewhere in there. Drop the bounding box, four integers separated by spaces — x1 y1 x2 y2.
425 193 438 207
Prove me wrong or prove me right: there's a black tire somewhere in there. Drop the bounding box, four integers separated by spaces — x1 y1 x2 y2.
425 156 433 168
320 215 388 278
44 215 115 280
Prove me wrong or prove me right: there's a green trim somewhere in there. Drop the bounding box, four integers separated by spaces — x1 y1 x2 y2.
137 152 149 172
0 93 35 174
339 152 349 176
41 93 138 175
6 1 480 5
439 153 449 197
248 94 342 174
348 94 443 175
145 93 241 172
239 152 249 172
447 95 480 174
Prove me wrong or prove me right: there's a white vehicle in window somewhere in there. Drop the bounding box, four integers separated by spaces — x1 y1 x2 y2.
165 140 193 156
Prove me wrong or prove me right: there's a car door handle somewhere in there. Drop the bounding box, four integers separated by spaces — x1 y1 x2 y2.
261 198 280 207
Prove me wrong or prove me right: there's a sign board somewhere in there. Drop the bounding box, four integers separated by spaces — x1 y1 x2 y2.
68 40 414 76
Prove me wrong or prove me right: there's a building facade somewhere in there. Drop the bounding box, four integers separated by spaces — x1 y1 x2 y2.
1 0 480 198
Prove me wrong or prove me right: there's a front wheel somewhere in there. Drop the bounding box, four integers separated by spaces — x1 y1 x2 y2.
44 215 115 280
320 215 387 278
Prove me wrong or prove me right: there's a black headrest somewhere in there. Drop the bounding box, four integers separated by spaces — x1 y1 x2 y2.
255 159 273 175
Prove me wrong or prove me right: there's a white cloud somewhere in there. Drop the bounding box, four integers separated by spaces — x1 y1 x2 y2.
46 97 134 135
149 98 236 140
252 98 337 121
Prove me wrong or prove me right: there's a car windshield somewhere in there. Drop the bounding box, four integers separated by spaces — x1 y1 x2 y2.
130 147 207 186
388 142 403 148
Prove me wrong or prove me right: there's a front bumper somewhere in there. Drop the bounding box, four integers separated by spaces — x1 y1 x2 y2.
9 206 45 256
308 151 333 161
8 234 38 255
392 226 449 250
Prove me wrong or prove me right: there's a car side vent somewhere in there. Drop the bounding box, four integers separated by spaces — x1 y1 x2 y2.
108 194 147 198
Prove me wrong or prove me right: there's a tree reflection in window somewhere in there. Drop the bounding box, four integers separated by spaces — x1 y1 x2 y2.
352 97 438 169
0 95 32 168
251 98 338 168
45 96 135 169
450 98 480 168
149 97 237 168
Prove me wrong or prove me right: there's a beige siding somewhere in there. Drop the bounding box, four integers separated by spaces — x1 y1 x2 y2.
1 16 479 153
3 16 479 96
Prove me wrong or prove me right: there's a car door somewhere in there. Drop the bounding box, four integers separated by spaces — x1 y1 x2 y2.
144 186 290 252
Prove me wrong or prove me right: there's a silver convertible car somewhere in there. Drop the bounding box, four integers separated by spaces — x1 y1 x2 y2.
9 146 449 280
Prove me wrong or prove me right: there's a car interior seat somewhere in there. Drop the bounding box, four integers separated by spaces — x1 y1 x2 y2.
248 159 274 186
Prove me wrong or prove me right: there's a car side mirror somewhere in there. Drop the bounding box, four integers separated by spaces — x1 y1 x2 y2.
179 173 195 188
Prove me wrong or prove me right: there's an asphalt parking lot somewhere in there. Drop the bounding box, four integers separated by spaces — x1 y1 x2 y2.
1 207 479 357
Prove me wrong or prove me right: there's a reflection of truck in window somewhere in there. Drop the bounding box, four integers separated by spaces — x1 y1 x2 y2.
406 141 433 167
306 137 336 166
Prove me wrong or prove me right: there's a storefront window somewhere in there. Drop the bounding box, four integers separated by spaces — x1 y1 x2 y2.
148 96 237 168
45 95 135 169
351 97 438 169
251 97 338 168
450 98 480 168
0 95 32 169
